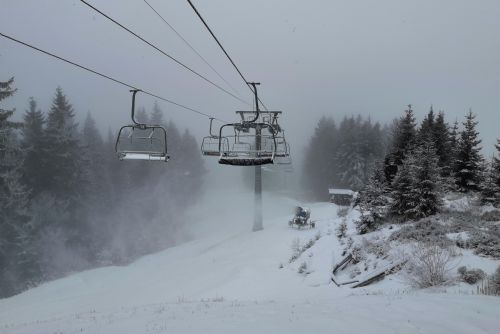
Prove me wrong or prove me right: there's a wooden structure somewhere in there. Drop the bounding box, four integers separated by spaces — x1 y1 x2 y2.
329 188 354 206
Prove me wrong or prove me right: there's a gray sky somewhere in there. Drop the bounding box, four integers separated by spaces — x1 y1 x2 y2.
1 0 499 162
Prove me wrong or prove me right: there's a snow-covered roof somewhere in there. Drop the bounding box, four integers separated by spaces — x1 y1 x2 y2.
328 188 354 195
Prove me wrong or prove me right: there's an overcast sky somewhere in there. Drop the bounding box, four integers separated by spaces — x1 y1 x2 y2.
1 0 499 165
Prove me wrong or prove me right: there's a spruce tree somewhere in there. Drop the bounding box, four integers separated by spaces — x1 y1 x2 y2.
43 87 90 261
0 78 32 297
384 105 417 183
454 110 483 192
44 87 84 199
481 160 499 205
390 152 416 219
21 97 46 197
407 142 442 219
494 139 500 191
433 111 453 177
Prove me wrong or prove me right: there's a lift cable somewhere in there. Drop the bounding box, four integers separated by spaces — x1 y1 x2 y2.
79 0 249 107
142 0 247 104
185 0 269 112
0 32 228 122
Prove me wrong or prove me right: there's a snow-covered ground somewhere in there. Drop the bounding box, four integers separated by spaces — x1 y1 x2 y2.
0 190 499 334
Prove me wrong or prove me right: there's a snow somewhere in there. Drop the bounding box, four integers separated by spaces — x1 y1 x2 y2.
0 190 499 334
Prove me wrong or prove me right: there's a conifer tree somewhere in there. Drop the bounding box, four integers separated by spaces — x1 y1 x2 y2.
407 142 442 219
390 153 416 219
21 97 46 197
384 105 417 183
481 160 499 205
0 78 32 297
454 111 483 192
433 111 453 177
44 87 84 199
494 139 500 191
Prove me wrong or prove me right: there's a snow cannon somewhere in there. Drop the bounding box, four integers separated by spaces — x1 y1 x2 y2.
289 206 315 229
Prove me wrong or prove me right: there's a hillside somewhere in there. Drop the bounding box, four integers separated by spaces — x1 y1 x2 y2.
0 190 499 334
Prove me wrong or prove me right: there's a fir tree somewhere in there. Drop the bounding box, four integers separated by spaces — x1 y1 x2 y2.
390 152 416 219
481 160 499 206
454 110 483 192
21 97 46 197
406 142 442 219
0 78 32 297
433 111 453 177
44 87 84 199
494 139 500 192
384 105 417 183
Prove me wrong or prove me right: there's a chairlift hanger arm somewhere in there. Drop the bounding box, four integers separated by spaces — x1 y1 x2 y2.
130 89 142 126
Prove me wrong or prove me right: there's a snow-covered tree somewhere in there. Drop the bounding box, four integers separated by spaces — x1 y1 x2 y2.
390 139 441 220
390 152 417 219
454 111 483 192
433 112 453 177
481 160 499 206
406 142 442 219
0 78 32 297
384 105 417 183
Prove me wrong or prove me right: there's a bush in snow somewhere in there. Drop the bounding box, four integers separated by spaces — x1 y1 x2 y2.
298 261 308 274
405 243 455 288
351 245 365 264
457 266 486 284
390 217 451 246
467 228 500 259
362 237 388 259
336 221 347 239
481 210 500 222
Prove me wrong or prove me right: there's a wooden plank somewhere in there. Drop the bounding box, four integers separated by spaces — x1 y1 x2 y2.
351 261 406 288
332 253 353 275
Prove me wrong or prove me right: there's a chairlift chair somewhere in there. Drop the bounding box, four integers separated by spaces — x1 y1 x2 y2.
201 117 229 156
218 122 277 166
115 90 169 162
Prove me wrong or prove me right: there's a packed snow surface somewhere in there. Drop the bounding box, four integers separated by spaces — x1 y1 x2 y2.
0 190 499 334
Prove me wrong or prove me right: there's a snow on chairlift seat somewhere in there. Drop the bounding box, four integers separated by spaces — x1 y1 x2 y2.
219 151 275 166
218 133 275 166
118 152 169 161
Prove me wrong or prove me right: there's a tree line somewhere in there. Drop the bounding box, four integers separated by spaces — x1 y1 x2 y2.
302 114 390 198
356 105 499 233
0 78 205 298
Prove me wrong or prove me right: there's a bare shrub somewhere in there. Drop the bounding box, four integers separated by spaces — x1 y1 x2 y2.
298 261 308 274
405 243 455 288
457 266 486 284
336 221 347 239
481 210 500 222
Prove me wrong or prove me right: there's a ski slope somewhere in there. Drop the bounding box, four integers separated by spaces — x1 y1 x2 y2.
0 190 499 334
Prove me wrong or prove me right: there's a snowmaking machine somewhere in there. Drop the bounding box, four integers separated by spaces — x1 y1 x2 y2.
289 206 315 229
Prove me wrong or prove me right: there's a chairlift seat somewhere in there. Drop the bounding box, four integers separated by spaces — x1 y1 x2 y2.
115 124 168 162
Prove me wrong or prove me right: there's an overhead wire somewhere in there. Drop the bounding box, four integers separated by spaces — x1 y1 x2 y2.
142 0 246 104
79 0 250 107
0 32 228 122
185 0 269 112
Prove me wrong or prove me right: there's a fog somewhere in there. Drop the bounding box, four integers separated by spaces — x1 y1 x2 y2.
1 0 499 159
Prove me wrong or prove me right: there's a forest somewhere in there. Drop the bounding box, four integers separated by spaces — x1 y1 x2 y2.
0 78 205 298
